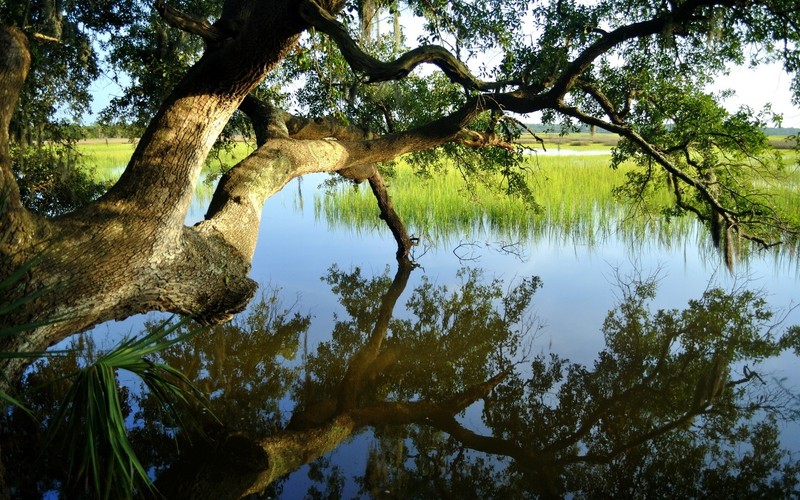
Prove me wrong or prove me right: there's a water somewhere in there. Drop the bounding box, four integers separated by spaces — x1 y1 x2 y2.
266 174 800 497
6 170 800 497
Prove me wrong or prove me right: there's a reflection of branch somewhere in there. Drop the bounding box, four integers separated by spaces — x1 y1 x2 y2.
576 409 700 465
453 240 528 262
335 257 413 410
453 241 482 262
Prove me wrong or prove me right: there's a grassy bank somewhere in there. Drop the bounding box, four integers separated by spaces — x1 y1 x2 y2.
316 154 692 247
78 141 136 180
76 138 798 251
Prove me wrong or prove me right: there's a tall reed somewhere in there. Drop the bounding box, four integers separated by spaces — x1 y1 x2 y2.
315 154 691 249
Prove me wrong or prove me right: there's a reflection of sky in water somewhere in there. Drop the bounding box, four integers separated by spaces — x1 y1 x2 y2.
243 173 800 496
60 170 799 497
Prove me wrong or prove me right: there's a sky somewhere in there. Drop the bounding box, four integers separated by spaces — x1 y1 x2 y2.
710 62 800 128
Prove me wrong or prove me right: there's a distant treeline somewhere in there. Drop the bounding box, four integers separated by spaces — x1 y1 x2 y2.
764 127 800 136
75 122 799 140
522 123 799 136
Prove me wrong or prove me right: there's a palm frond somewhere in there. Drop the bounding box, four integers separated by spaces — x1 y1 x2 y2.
47 317 214 499
0 253 68 414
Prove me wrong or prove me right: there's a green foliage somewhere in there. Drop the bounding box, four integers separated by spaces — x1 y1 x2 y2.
2 287 307 498
4 0 799 259
45 318 211 499
0 255 63 413
132 288 307 440
101 2 207 134
11 143 110 216
2 0 138 141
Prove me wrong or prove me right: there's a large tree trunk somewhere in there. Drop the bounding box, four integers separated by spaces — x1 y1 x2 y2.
0 0 459 384
0 2 310 380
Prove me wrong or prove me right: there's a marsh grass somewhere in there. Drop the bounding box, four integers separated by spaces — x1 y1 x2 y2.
316 154 692 248
76 139 798 252
317 147 800 254
77 141 136 181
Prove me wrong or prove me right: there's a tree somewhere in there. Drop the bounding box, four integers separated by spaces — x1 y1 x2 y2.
1 1 799 390
0 0 130 215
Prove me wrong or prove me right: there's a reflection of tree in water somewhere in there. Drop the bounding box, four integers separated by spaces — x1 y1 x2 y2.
3 259 800 498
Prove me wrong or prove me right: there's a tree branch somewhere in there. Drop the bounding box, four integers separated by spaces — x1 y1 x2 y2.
545 0 726 99
367 172 416 259
0 26 39 264
297 0 516 91
154 0 234 45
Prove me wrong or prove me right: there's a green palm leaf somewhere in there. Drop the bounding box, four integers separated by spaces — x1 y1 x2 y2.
48 317 214 499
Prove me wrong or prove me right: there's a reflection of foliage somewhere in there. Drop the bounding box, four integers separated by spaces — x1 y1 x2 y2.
299 267 799 498
2 319 209 499
4 265 799 497
296 264 540 413
131 287 307 481
472 275 800 497
145 288 306 432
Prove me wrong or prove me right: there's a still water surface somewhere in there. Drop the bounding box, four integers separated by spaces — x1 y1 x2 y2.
265 174 800 497
9 165 800 496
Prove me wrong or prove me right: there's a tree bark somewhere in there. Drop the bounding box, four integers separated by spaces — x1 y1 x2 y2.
0 1 310 378
0 0 459 383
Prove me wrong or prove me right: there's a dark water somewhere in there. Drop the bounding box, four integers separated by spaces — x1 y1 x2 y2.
5 172 800 497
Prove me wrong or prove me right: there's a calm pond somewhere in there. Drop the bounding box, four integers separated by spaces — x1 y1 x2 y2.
5 156 800 496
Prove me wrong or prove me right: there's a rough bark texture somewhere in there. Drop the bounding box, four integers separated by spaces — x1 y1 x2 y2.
0 0 453 382
0 0 311 379
0 26 38 264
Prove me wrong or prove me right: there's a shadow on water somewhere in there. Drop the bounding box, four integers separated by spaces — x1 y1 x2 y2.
4 254 800 497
